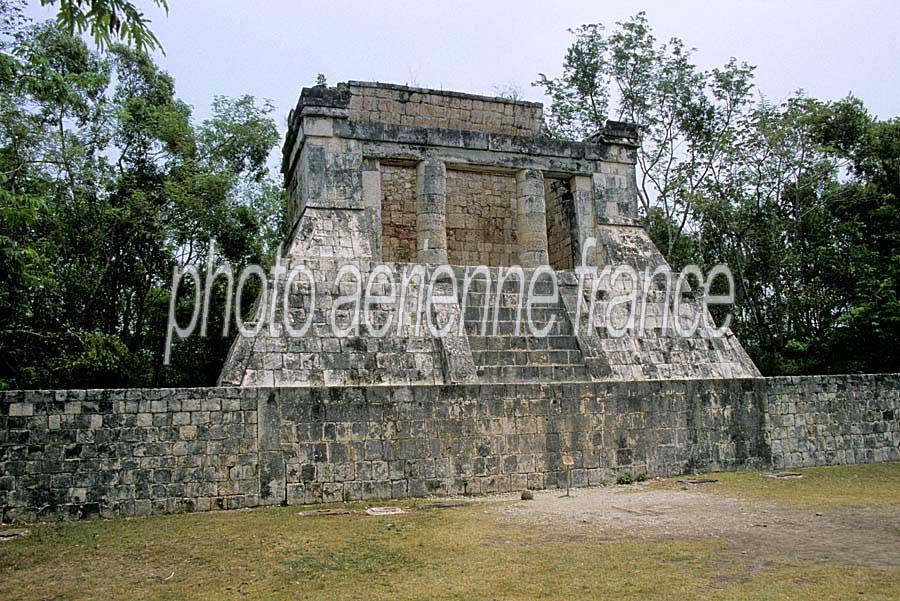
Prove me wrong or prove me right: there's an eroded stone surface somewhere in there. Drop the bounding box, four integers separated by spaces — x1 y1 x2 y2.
223 81 760 387
1 374 896 521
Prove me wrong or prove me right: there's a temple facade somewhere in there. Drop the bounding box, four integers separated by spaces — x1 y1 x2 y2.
219 81 759 387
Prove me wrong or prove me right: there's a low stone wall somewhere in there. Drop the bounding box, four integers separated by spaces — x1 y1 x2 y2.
766 374 900 468
0 388 260 521
269 379 767 505
2 374 897 521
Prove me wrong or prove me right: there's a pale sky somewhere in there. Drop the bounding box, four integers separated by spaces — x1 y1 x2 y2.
26 0 900 148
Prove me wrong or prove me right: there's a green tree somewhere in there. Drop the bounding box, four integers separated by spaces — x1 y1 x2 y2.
696 97 899 374
0 19 282 389
812 104 900 373
536 12 755 258
540 13 899 376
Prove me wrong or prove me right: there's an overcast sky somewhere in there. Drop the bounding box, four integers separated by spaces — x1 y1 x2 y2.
27 0 900 140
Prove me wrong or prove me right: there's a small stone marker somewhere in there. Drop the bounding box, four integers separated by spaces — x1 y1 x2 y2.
561 454 574 497
0 528 28 540
365 506 407 516
676 478 719 485
521 489 534 501
416 501 466 510
766 472 803 479
296 508 352 517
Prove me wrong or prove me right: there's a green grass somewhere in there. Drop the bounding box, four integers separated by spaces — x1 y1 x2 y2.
1 463 898 600
662 461 900 508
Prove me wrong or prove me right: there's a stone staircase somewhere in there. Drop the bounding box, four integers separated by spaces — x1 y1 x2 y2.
459 275 588 382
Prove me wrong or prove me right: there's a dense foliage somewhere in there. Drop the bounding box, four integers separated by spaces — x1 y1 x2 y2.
538 13 899 375
0 3 282 388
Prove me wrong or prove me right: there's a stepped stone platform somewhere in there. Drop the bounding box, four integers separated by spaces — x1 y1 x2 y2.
219 81 759 387
460 274 587 383
3 82 895 522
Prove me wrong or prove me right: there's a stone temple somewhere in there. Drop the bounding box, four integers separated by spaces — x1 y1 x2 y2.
4 83 895 521
219 81 760 388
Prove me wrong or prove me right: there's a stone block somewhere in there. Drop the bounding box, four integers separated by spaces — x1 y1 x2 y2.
8 403 33 417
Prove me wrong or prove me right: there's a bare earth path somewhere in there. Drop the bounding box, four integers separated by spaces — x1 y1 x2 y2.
490 481 900 567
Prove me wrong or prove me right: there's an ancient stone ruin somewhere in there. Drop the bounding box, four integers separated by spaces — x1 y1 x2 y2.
219 81 759 388
1 82 897 521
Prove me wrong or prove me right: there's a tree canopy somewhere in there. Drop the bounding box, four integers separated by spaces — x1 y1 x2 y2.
0 10 282 388
537 13 900 375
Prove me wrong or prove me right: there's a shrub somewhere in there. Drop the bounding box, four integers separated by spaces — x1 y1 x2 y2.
616 472 634 485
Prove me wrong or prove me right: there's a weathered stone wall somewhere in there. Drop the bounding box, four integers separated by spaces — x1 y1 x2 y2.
287 207 372 260
346 81 543 137
1 378 766 520
544 177 576 270
274 378 768 504
0 388 259 522
592 147 641 225
285 132 365 237
220 259 445 388
446 169 518 266
766 374 900 468
380 164 417 263
570 262 761 381
3 375 898 521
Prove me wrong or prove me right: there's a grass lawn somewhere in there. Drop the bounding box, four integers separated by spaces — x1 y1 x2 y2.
657 461 900 508
1 463 898 600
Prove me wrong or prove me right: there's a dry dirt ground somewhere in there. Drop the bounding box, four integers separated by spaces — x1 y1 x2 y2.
483 482 900 568
2 465 898 600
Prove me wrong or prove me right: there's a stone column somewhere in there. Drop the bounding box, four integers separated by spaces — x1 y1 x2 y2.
571 175 596 266
286 111 367 260
416 159 448 264
516 169 550 267
362 158 382 260
592 161 640 226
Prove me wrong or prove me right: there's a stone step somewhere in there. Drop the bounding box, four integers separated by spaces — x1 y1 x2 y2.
461 292 555 308
463 320 574 336
456 278 557 295
467 335 580 351
471 349 584 367
462 306 562 322
475 364 590 382
456 282 587 383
